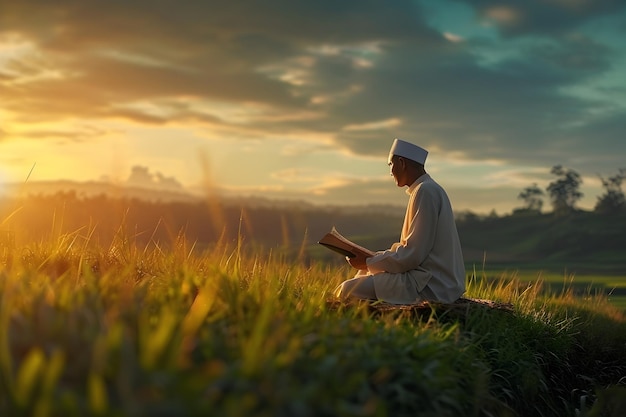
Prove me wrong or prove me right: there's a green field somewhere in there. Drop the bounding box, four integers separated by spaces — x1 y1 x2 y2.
0 234 625 417
472 268 626 311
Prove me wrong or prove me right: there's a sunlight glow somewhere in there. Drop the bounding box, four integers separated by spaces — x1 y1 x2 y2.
310 177 352 195
97 49 182 70
308 42 383 57
258 55 316 87
310 84 363 105
342 118 402 132
270 168 316 183
0 34 33 63
0 170 7 195
0 36 71 86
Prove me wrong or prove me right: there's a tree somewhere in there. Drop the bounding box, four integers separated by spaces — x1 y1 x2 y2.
546 165 583 215
517 183 544 213
595 168 626 215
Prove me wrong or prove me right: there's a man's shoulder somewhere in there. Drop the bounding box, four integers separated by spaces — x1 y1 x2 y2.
413 177 450 206
415 176 443 193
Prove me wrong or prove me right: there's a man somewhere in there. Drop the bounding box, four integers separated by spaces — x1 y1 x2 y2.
335 138 465 304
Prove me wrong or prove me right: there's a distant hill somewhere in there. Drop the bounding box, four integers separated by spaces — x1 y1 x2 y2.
457 211 626 274
1 182 624 274
2 180 202 203
0 183 404 258
2 179 404 213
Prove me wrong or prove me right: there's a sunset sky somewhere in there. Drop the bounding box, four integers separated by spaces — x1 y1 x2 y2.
1 0 625 214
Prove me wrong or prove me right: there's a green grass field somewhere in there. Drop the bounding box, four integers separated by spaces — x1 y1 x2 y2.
474 268 626 311
0 233 625 416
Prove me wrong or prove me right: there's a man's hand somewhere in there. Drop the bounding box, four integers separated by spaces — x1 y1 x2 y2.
346 251 370 271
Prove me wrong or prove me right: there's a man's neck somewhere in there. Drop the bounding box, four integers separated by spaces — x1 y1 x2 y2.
406 167 427 185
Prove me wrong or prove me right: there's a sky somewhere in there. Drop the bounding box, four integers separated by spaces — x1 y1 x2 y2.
1 0 625 214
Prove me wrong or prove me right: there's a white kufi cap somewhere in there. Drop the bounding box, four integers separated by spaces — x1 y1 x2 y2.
388 138 428 165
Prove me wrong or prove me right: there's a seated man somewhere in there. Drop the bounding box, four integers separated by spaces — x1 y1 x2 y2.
335 138 465 304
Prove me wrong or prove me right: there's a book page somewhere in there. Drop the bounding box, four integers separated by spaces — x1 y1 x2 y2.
319 227 374 257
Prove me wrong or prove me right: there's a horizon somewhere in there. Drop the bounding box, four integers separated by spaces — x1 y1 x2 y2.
0 173 612 217
2 1 625 215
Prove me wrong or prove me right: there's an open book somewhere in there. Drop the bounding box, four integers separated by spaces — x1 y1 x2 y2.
318 227 375 258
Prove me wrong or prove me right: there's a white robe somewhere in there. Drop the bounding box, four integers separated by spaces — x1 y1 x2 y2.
360 174 465 304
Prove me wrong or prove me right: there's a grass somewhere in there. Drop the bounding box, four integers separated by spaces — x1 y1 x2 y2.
0 231 625 417
476 268 626 311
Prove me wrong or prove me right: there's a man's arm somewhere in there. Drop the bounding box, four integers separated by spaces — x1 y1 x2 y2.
367 185 440 274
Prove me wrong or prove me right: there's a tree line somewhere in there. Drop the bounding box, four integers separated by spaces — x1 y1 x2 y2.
516 166 626 216
2 180 624 267
0 192 400 256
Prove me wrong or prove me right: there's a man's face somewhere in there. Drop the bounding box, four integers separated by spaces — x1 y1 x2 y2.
388 156 408 187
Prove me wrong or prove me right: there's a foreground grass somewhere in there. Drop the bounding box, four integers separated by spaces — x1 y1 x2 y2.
0 235 625 417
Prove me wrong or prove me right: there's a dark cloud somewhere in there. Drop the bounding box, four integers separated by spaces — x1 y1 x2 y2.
564 110 626 167
524 34 612 73
1 0 443 135
1 0 624 178
1 1 437 55
327 45 597 163
2 1 433 127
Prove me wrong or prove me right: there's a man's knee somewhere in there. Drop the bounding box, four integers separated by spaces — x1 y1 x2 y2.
336 276 376 300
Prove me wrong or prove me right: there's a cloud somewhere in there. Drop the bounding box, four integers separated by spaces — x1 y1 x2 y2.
5 125 109 143
457 0 626 36
328 45 595 160
1 0 625 203
443 32 464 43
126 165 183 191
0 1 436 116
